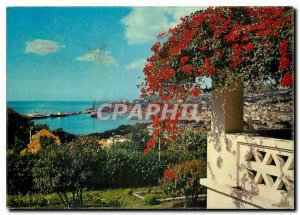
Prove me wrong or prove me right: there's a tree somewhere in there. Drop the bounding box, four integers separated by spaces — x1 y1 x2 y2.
130 129 151 151
7 108 33 152
7 151 38 195
52 128 76 144
140 7 294 153
32 138 101 208
33 123 50 133
170 129 206 152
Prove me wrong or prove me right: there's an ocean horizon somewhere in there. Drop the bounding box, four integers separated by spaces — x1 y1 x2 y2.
7 101 141 135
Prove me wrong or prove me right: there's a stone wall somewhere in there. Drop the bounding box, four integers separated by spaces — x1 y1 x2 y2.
201 133 294 209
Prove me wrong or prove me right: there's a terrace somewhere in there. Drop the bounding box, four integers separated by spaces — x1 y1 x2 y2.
200 80 294 209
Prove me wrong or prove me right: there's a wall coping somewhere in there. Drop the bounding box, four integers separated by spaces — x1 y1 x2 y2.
200 178 293 209
207 132 294 151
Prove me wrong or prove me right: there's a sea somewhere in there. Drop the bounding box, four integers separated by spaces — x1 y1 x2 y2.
7 101 141 135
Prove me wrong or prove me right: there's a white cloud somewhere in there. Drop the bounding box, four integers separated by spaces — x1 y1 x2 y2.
126 58 147 71
25 39 65 55
76 49 118 67
121 7 207 45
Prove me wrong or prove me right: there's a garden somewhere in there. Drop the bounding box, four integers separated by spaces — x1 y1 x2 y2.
7 108 207 209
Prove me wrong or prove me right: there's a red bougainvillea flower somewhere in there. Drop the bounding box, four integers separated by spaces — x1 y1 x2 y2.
150 42 161 52
164 169 177 180
158 67 176 80
153 129 161 136
280 73 293 87
191 87 200 97
279 57 290 71
279 40 288 51
180 56 189 65
140 7 293 154
180 64 194 74
143 137 156 154
161 94 173 101
279 40 290 71
245 42 255 51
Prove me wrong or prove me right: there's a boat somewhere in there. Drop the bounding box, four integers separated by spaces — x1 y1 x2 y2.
50 112 66 118
27 112 50 119
90 111 97 118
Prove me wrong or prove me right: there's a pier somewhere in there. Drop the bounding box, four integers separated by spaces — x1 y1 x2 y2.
27 110 85 119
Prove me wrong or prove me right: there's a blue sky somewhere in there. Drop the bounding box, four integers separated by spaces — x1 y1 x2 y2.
7 7 203 101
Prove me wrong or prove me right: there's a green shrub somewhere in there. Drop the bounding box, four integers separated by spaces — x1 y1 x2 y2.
96 149 166 188
123 188 132 195
44 194 61 206
82 191 104 206
90 191 101 197
160 159 207 207
7 195 22 208
83 192 95 203
166 129 207 162
7 194 47 208
144 194 158 205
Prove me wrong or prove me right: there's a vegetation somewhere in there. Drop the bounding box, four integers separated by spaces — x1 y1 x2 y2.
160 159 207 207
7 151 38 195
52 128 76 143
32 138 101 208
140 7 294 152
144 194 158 205
7 188 193 209
123 188 133 195
6 107 208 209
7 108 33 152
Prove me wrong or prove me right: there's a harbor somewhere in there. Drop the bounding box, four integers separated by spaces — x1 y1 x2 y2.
27 111 83 119
26 100 97 119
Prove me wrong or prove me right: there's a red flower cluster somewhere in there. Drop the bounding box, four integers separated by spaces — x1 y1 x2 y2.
191 87 200 97
140 7 293 154
164 169 177 180
153 129 161 136
279 40 290 71
180 56 189 65
158 67 176 80
151 42 161 53
197 58 215 75
224 24 243 42
230 43 244 68
280 73 293 87
180 64 194 74
245 42 255 51
143 137 156 154
161 94 173 101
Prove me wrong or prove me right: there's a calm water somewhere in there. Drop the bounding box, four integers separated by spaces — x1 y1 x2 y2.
7 101 140 135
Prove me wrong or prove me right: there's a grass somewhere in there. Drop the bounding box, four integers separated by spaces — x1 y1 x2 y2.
84 188 183 209
8 187 202 209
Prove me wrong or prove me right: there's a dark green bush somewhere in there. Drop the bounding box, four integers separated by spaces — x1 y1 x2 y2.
91 149 166 188
90 130 207 189
7 152 38 195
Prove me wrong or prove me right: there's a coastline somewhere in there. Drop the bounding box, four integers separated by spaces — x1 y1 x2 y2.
7 101 145 135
